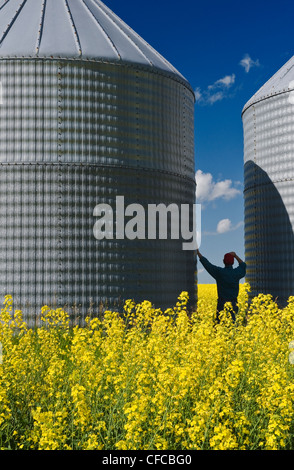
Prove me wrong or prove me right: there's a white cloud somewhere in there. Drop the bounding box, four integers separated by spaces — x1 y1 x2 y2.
208 74 236 89
203 219 244 236
217 218 244 234
195 74 236 105
194 87 202 102
217 218 232 233
207 91 225 105
240 54 260 73
195 170 241 203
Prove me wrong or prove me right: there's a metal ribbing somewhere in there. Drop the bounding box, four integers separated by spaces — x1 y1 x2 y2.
36 0 46 56
81 0 121 59
0 58 195 321
0 0 191 91
92 0 153 67
64 0 82 56
94 0 181 75
243 90 294 306
57 61 63 307
0 0 27 46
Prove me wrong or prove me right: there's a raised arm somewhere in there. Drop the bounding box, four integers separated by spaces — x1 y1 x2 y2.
230 252 244 264
196 250 219 279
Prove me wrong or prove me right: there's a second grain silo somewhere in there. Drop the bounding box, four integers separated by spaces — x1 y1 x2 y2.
0 0 196 319
242 55 294 306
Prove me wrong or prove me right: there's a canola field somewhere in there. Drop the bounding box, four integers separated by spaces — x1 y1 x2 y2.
1 284 294 450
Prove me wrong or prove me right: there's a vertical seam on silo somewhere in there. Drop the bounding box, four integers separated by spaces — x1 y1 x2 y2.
0 0 27 46
81 0 121 59
64 0 82 57
5 63 8 297
135 68 141 291
74 165 77 303
91 0 153 66
253 105 258 284
33 61 37 302
182 86 189 287
183 87 187 179
4 162 7 296
58 62 63 306
81 67 85 306
17 64 21 295
136 69 139 164
73 68 78 305
36 0 46 56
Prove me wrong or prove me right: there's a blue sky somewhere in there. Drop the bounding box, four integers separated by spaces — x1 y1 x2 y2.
106 0 294 283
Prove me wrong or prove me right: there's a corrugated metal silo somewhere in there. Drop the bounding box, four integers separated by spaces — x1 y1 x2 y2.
242 55 294 305
0 0 196 319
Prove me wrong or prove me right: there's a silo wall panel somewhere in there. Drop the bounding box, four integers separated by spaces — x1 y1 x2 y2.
0 59 196 320
0 164 196 320
243 91 294 305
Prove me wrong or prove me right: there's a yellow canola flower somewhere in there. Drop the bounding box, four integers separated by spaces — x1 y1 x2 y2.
0 284 294 450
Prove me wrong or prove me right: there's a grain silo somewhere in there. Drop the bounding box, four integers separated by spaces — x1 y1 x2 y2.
242 55 294 306
0 0 196 319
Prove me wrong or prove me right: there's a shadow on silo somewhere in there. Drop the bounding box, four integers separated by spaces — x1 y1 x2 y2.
244 160 294 307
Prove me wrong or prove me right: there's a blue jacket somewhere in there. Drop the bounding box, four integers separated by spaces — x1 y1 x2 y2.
199 256 246 300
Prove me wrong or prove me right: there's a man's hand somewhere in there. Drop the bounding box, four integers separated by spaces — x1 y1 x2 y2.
230 252 243 264
196 249 202 258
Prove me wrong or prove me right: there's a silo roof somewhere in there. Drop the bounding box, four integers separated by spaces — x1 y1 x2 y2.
0 0 187 83
242 55 294 114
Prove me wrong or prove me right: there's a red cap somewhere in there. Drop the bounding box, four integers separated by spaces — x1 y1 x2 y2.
224 253 234 265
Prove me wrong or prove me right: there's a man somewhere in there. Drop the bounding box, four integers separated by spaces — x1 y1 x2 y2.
196 249 246 323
